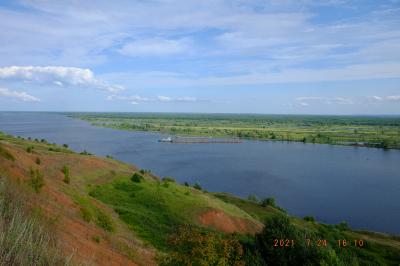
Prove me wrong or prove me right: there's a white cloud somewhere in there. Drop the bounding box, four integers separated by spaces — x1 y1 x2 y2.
118 38 190 57
157 95 172 102
0 66 123 92
0 87 40 102
296 96 353 106
107 94 198 104
368 95 400 103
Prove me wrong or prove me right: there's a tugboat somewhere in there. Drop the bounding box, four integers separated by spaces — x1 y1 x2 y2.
158 137 173 142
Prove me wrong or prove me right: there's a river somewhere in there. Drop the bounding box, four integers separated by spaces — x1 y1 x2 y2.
0 112 399 235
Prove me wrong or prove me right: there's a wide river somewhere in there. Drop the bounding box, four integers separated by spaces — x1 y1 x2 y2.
1 112 399 235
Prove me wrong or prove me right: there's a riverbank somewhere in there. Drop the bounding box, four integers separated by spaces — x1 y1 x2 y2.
72 113 400 149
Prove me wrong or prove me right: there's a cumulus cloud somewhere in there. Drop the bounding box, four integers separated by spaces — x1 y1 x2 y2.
0 87 40 102
0 66 123 92
107 94 198 104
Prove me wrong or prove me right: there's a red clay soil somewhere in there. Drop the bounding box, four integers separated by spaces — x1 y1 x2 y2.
198 209 263 234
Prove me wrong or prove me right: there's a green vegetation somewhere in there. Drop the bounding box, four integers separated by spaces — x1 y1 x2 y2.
61 165 70 184
130 172 143 183
160 225 244 266
89 177 253 250
35 157 41 165
215 193 400 265
0 179 69 265
29 167 45 193
73 113 400 149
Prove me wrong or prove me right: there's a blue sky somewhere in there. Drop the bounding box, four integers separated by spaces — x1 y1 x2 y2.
0 0 399 114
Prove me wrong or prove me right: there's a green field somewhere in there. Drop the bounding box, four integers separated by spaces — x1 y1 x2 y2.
72 113 400 149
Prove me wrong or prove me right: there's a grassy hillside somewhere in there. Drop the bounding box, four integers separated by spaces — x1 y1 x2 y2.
1 130 400 265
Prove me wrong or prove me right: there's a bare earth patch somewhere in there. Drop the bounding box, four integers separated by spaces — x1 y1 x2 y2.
198 209 262 234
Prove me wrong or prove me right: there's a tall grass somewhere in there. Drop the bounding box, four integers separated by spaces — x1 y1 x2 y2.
0 179 71 266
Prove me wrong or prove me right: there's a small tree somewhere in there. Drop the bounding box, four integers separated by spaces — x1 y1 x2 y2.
62 144 69 148
184 181 189 187
61 165 70 184
131 173 143 183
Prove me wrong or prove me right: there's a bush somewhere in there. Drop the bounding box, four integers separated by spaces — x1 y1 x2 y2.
254 214 324 265
131 173 143 183
61 165 70 184
160 225 244 266
96 211 114 232
35 157 41 165
62 144 69 148
80 150 92 155
260 197 276 207
26 146 33 153
247 194 259 203
184 181 189 187
335 221 349 231
80 207 92 222
162 177 176 183
304 216 315 222
29 167 44 193
193 182 202 190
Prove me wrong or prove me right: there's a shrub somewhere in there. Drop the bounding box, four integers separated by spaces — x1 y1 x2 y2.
35 157 41 165
162 177 176 183
247 194 259 203
336 221 349 231
61 165 70 184
193 182 202 190
80 150 92 155
106 155 114 159
62 144 69 148
131 173 143 183
160 225 244 266
184 181 189 187
26 146 33 153
254 214 324 265
29 167 44 193
96 211 114 232
303 216 315 222
80 207 92 222
260 197 276 207
139 169 151 175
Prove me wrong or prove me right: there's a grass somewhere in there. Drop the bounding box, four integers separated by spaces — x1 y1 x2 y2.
0 179 70 266
89 177 255 249
73 113 400 149
0 144 15 161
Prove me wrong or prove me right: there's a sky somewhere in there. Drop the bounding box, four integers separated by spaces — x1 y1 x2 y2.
0 0 399 114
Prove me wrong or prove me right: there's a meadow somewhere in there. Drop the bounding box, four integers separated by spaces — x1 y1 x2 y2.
73 113 400 149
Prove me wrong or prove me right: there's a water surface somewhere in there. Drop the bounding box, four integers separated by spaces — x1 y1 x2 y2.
1 112 399 234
